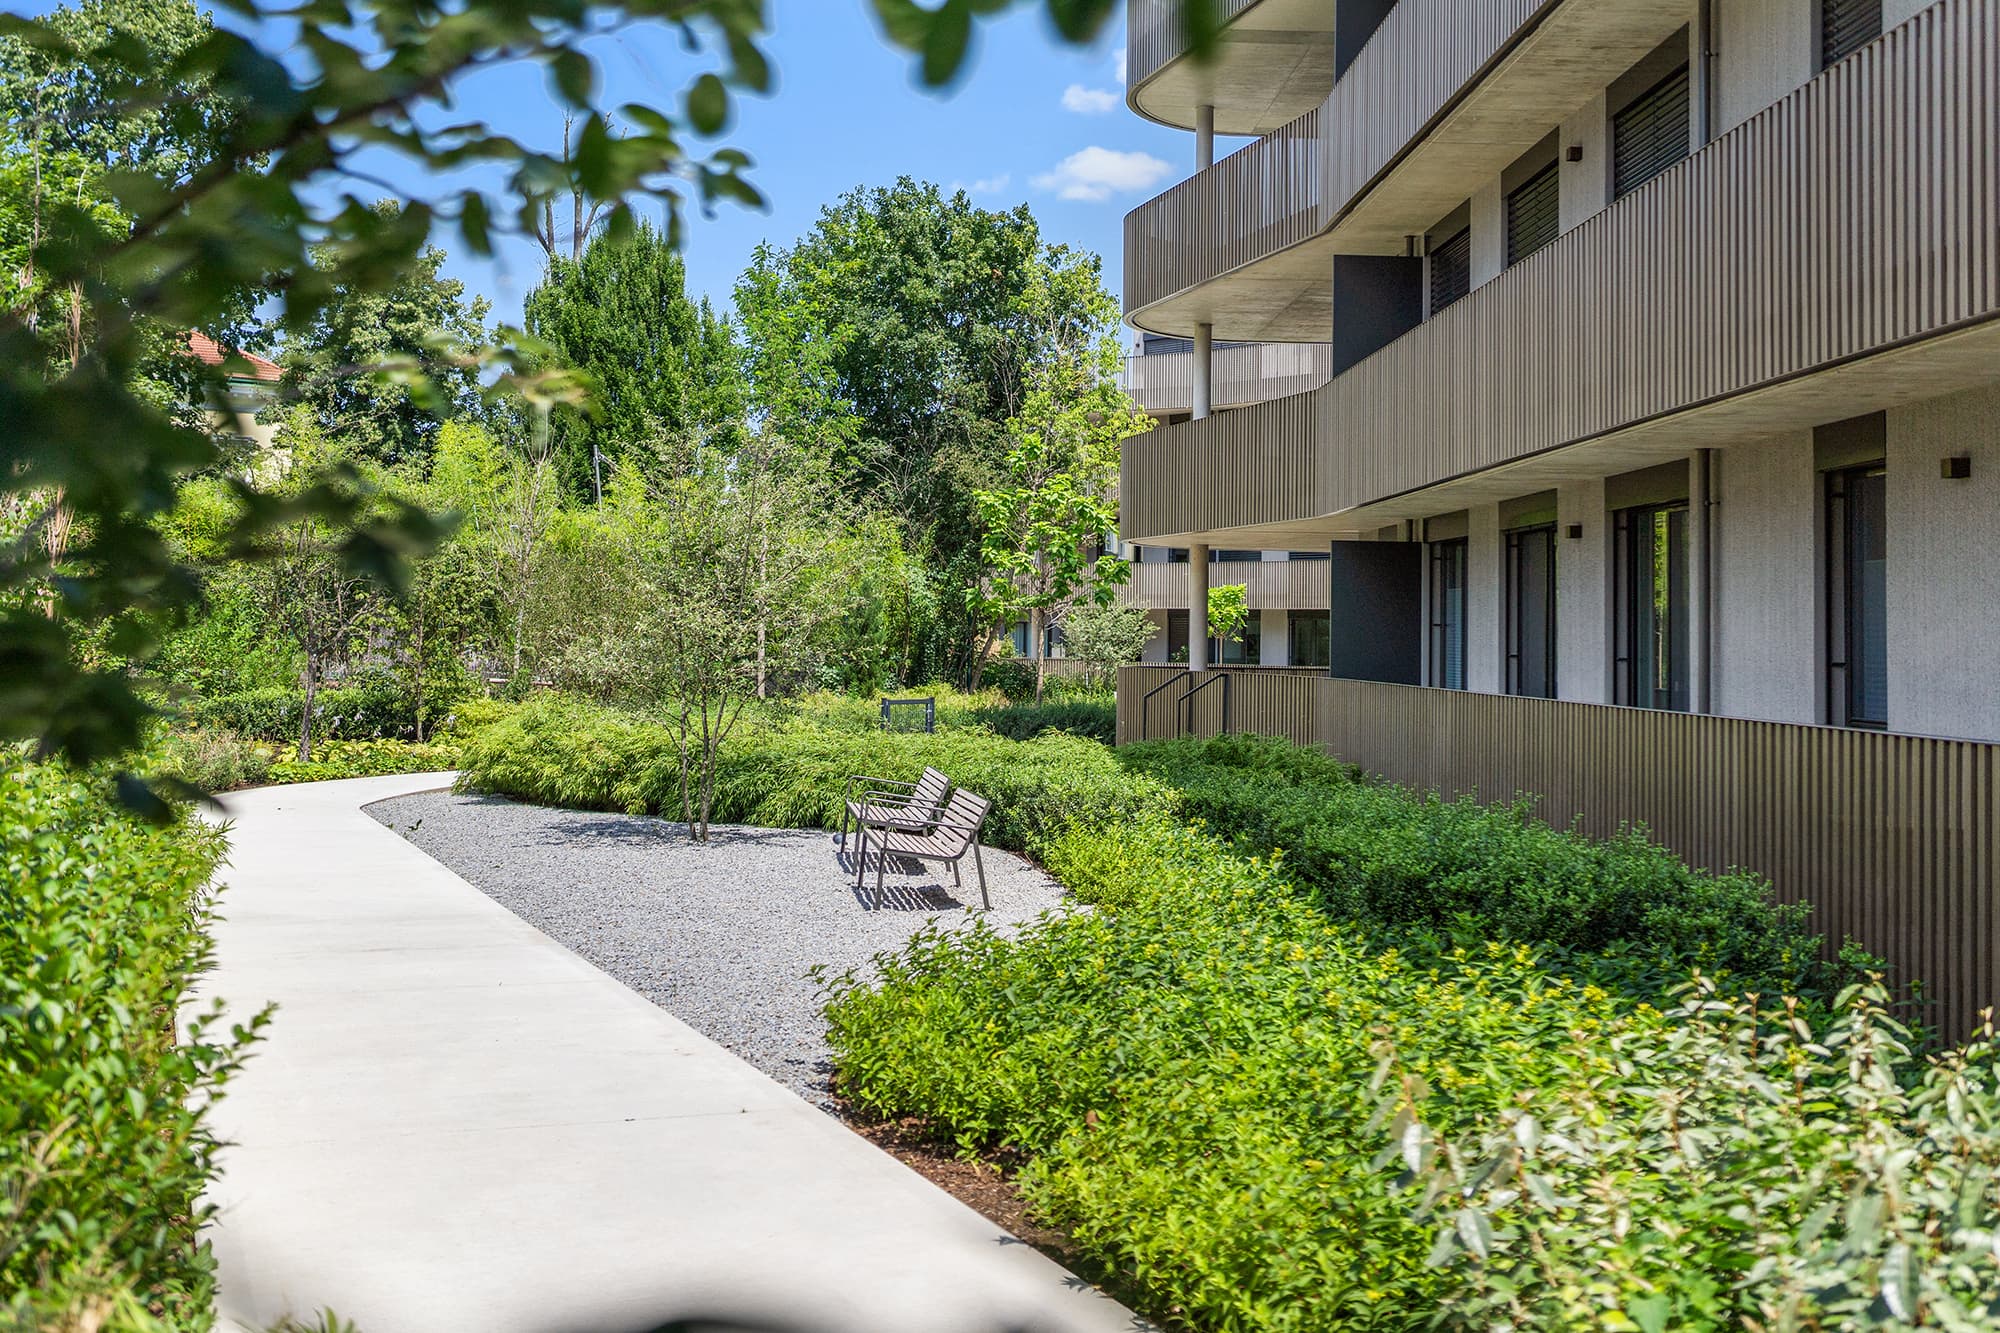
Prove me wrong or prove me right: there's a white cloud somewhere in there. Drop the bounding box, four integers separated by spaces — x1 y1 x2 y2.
1031 146 1174 203
1113 48 1127 86
1061 83 1119 114
966 173 1011 195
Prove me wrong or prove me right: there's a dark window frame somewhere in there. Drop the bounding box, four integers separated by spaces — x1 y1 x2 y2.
1426 537 1469 690
1504 524 1558 698
1826 462 1889 729
1613 502 1691 712
1427 226 1473 316
1820 0 1883 69
1612 64 1691 200
1288 609 1332 670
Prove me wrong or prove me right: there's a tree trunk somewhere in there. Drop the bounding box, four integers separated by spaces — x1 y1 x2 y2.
1031 607 1047 705
967 622 1000 693
298 659 318 763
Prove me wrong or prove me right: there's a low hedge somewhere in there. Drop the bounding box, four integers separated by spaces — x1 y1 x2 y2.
184 677 469 744
1 752 264 1330
828 817 2000 1332
456 693 1170 853
1124 734 1828 1000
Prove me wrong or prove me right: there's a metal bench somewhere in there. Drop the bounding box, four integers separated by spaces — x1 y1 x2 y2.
838 766 952 854
855 788 993 911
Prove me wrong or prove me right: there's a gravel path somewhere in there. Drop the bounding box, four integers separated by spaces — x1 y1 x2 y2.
365 791 1070 1109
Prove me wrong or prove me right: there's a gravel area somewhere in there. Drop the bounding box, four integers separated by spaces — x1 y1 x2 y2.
365 791 1070 1109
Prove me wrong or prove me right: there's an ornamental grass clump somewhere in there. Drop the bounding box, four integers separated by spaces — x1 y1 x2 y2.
1 751 266 1329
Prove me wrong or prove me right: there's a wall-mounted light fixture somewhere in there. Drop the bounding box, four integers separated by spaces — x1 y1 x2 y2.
1942 455 1973 480
1565 145 1585 162
1565 523 1584 540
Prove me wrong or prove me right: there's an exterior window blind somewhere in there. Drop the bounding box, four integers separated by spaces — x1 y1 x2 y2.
1821 0 1882 67
1613 66 1690 200
1505 164 1560 266
1428 227 1472 315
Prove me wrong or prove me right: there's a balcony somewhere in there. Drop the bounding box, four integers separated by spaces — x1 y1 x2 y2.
1122 555 1331 610
1115 664 2000 1042
1122 0 2000 545
1121 341 1333 417
1127 0 1336 135
1124 0 1692 339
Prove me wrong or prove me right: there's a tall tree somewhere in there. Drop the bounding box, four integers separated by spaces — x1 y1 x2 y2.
0 0 1222 790
734 177 1119 686
525 220 745 501
281 201 492 469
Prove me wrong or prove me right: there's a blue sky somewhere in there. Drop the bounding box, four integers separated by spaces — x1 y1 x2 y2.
399 2 1212 337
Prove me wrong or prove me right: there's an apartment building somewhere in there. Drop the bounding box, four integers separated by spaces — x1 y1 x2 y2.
1118 335 1336 664
1117 0 2000 1032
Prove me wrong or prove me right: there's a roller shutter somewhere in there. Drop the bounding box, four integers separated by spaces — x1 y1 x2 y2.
1427 227 1472 315
1613 66 1690 200
1505 163 1560 265
1822 0 1882 67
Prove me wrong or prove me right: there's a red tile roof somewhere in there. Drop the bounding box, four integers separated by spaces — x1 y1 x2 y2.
185 330 283 383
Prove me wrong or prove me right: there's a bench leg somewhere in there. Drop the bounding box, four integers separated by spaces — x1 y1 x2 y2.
874 836 888 910
854 826 870 888
971 842 989 911
838 803 847 852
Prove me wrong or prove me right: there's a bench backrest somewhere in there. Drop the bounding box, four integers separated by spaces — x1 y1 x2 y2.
938 788 991 842
914 766 951 808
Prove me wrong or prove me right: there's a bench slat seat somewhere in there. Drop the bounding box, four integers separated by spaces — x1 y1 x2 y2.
838 766 952 852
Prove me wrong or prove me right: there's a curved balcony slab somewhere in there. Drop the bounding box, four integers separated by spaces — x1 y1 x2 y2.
1123 341 1334 417
1127 0 1336 135
1122 0 2000 544
1125 0 1693 340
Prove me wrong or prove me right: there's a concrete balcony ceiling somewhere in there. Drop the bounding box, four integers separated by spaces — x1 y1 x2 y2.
1125 0 1696 341
1120 0 2000 547
1128 0 1338 135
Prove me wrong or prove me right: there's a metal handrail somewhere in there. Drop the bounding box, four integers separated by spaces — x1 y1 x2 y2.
1179 670 1232 737
1138 669 1235 741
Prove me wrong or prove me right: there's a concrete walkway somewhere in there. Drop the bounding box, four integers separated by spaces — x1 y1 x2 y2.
198 774 1144 1333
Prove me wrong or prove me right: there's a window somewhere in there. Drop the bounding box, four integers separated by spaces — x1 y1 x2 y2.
1614 503 1690 711
1166 610 1189 662
1821 0 1882 68
1168 547 1191 564
1613 66 1690 199
1213 549 1260 563
1289 611 1331 669
1505 525 1558 698
1827 465 1888 727
1505 163 1560 266
1426 538 1468 689
1428 227 1472 315
1216 616 1262 666
1287 550 1330 562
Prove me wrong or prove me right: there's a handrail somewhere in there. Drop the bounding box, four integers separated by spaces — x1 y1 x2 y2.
1179 670 1232 737
1138 669 1236 741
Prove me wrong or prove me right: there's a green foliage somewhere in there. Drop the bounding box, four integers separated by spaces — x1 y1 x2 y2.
0 750 265 1328
1208 582 1250 647
523 219 747 500
823 817 1658 1332
968 696 1116 745
1399 979 2000 1332
149 724 272 791
456 692 1169 852
185 677 460 744
1060 602 1155 688
734 178 1126 687
1124 734 1828 1000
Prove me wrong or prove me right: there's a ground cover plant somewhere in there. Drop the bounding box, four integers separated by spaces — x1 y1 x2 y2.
0 750 264 1331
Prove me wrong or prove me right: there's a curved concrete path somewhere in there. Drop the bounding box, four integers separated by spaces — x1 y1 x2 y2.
198 773 1145 1333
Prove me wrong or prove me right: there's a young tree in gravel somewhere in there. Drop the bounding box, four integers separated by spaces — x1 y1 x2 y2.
1061 602 1155 692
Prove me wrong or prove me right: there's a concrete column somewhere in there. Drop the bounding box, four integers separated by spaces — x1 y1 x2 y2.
1192 322 1214 421
1196 103 1215 172
1470 181 1506 289
1261 607 1289 668
1467 504 1504 693
1691 0 1714 148
1556 479 1613 704
1689 449 1715 714
1188 542 1211 671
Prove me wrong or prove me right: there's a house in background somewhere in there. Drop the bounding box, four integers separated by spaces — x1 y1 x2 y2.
185 330 286 472
1116 0 2000 1034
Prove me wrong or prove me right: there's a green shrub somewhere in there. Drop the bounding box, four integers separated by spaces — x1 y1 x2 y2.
263 737 465 785
1404 980 2000 1331
150 726 273 792
967 696 1116 745
1 752 265 1329
185 674 467 744
1123 734 1826 1000
457 693 1170 853
825 817 1657 1331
